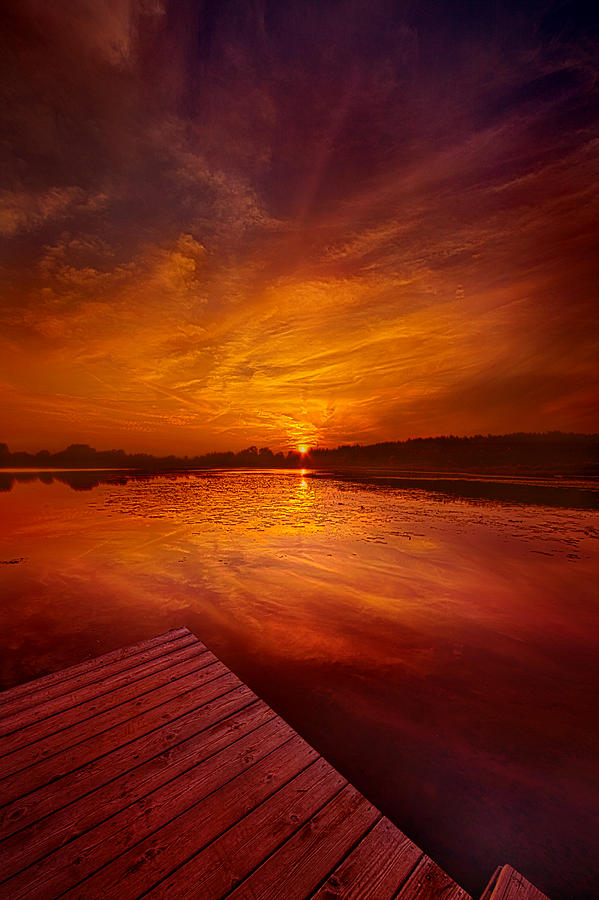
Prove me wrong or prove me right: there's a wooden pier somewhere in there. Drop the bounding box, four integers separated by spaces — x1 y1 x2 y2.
0 627 548 899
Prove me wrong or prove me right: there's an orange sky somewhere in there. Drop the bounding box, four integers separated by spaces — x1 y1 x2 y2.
1 1 598 454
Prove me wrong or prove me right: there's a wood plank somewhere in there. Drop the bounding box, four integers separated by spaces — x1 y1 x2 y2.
58 732 319 900
0 643 213 762
395 855 472 899
225 784 381 900
481 865 549 900
311 816 424 899
480 867 503 900
0 693 266 877
0 628 191 706
5 719 299 900
0 635 203 738
0 632 493 900
0 658 229 786
145 757 347 899
0 631 200 719
0 661 232 803
0 678 251 839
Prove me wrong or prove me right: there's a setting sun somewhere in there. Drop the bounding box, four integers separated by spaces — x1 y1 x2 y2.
1 2 597 896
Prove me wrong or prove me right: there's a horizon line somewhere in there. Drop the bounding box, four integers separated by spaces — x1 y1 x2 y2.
2 429 599 461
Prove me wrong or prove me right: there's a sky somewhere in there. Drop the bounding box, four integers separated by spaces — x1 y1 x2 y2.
1 0 598 454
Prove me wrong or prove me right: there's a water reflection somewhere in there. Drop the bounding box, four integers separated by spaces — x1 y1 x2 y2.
0 469 131 492
1 467 597 509
0 470 597 899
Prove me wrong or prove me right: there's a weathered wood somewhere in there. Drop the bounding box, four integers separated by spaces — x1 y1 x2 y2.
395 855 471 898
0 658 227 792
480 867 503 900
0 658 229 784
4 719 297 899
0 637 206 740
0 631 542 900
145 758 347 900
0 631 200 719
225 785 381 899
0 649 217 773
480 865 549 900
0 694 266 877
0 678 251 840
312 816 424 899
59 733 319 900
0 627 191 706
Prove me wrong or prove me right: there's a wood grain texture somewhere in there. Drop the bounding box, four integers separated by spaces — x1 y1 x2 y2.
225 785 381 900
0 638 206 743
0 628 192 706
2 718 295 899
0 653 222 780
0 677 251 839
481 865 550 900
0 695 267 878
395 856 472 899
0 630 542 900
311 816 423 899
0 632 200 720
145 757 348 900
58 731 315 900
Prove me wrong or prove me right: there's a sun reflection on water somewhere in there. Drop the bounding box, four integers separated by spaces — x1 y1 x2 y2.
0 470 598 898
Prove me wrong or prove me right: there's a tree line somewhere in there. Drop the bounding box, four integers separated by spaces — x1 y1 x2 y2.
1 432 598 474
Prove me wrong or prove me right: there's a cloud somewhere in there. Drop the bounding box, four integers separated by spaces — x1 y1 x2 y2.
0 188 107 237
12 0 165 68
1 0 598 452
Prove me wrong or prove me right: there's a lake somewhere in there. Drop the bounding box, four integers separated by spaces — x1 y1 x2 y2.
1 469 598 898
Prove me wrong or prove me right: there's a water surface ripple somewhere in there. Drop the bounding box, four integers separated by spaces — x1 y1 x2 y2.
1 470 597 899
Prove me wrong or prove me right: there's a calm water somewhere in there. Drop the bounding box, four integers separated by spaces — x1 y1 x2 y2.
1 470 598 898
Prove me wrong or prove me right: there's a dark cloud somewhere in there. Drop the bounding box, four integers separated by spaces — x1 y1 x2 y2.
0 0 597 451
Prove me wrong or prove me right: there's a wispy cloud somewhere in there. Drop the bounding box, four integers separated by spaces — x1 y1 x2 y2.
1 0 597 451
0 188 107 237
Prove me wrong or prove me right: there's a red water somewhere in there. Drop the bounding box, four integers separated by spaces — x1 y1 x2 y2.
1 470 597 898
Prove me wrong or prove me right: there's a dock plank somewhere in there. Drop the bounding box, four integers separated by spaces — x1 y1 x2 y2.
0 677 250 840
0 653 221 780
0 637 207 742
480 865 549 900
225 785 381 899
0 628 191 706
0 695 267 878
396 855 472 899
0 660 231 801
0 630 545 900
481 867 503 900
145 758 347 899
59 733 318 900
312 816 423 899
3 719 296 899
0 631 200 720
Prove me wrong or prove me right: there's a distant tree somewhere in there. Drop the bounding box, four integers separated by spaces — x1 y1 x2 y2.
1 433 598 474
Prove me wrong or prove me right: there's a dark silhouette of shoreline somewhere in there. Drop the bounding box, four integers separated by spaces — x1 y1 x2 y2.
1 432 598 476
1 434 598 508
1 467 597 508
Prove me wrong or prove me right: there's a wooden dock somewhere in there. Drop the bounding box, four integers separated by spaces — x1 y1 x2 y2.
0 627 549 899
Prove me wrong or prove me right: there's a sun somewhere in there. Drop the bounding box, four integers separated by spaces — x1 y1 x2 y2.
299 445 307 454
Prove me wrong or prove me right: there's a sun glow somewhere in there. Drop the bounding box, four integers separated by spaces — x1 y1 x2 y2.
1 2 596 455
